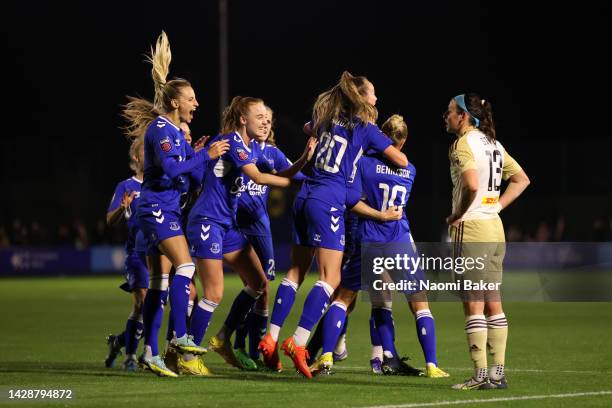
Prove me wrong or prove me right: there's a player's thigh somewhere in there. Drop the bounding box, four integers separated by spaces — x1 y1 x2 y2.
224 245 266 292
195 258 224 303
286 244 315 284
158 235 192 266
315 247 343 287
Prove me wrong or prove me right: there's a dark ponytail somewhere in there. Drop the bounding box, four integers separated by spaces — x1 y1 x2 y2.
464 93 496 143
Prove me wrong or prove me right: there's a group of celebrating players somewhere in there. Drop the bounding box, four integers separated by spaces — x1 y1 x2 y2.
104 32 530 390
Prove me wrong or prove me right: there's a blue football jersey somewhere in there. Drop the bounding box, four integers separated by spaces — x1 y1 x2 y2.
305 119 392 208
353 154 416 242
140 116 209 211
108 176 143 253
189 131 258 227
237 142 291 219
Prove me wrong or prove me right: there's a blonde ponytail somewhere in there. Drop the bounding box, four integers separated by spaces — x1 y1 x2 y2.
312 71 378 135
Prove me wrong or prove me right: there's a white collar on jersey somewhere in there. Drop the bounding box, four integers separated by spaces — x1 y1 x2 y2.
158 116 181 131
233 131 252 152
131 176 143 183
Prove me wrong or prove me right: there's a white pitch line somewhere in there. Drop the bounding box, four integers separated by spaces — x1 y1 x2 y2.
361 390 612 408
333 366 611 374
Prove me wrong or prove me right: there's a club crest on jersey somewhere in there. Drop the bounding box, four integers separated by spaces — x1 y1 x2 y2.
160 136 172 152
210 243 221 254
236 147 249 161
169 222 180 231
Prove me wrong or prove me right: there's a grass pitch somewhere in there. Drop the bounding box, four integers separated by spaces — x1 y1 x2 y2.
1 275 611 407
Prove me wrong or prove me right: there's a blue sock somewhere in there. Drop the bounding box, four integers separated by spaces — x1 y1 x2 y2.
234 311 251 350
372 308 397 357
134 319 144 349
189 298 218 345
142 288 168 356
340 315 349 337
124 316 141 355
415 309 438 365
224 287 259 333
168 264 195 339
369 315 381 347
248 309 268 359
294 281 334 346
322 302 347 354
269 278 298 340
306 315 325 359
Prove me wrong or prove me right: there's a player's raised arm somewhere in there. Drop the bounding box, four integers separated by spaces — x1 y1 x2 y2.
274 136 318 179
382 144 408 168
241 162 291 187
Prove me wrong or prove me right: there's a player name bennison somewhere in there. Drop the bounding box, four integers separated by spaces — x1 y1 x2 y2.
376 164 411 178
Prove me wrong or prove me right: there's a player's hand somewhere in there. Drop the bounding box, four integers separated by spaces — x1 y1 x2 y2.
193 135 210 153
207 139 230 159
121 191 137 210
302 136 318 161
446 213 461 226
380 205 403 221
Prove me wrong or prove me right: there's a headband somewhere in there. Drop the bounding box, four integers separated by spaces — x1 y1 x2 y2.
454 94 480 127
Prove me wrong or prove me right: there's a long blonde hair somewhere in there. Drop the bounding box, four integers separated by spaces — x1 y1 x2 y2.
121 31 191 139
221 96 264 135
312 71 378 135
147 31 192 113
121 96 157 140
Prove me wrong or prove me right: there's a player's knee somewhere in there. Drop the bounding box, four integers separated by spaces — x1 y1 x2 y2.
244 285 265 300
323 275 340 290
148 274 169 291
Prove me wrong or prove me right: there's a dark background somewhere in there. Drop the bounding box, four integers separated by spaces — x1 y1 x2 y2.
1 0 611 245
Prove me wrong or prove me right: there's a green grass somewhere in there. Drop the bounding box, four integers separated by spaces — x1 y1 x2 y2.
1 275 611 407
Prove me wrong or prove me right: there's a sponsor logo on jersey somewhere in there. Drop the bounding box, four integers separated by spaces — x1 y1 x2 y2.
174 138 181 146
314 234 321 242
340 235 345 246
230 176 245 196
160 136 172 152
169 222 180 231
236 147 249 161
482 196 499 204
246 179 267 196
156 121 166 128
210 243 221 254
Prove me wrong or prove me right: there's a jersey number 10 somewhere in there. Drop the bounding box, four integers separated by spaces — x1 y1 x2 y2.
485 149 502 191
379 183 407 211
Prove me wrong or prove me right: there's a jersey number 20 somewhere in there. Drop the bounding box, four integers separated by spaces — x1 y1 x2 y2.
315 132 348 173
